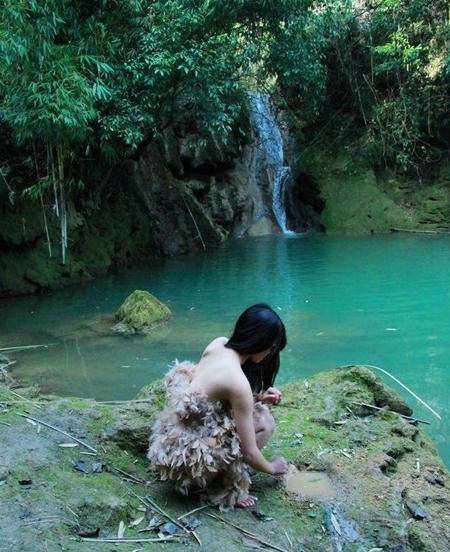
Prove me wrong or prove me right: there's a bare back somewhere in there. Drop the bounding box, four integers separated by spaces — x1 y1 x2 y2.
190 337 252 402
189 336 282 477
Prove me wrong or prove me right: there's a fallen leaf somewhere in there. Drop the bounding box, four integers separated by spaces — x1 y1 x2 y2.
251 509 274 522
92 462 105 473
330 511 342 536
129 516 145 528
142 514 163 531
159 522 178 536
117 520 125 539
182 515 201 531
73 460 89 474
77 528 100 538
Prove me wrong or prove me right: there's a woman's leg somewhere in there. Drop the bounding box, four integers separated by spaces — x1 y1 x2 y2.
236 405 275 507
254 404 275 450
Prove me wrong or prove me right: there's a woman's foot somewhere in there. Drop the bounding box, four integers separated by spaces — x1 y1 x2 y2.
236 494 258 508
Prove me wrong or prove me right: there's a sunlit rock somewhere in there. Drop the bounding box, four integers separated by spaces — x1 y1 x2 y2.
112 290 171 335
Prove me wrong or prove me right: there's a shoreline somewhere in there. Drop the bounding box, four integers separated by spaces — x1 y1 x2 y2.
1 364 449 551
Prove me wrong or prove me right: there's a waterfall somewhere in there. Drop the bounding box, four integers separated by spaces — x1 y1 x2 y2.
249 92 295 235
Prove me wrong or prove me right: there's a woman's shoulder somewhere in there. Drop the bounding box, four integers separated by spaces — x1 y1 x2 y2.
201 336 228 355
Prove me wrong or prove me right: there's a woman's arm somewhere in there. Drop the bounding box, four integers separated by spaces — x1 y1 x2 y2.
230 385 287 475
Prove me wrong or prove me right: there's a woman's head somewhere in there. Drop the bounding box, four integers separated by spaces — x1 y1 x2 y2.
225 303 287 393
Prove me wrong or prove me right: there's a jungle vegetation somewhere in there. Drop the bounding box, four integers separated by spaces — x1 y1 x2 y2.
0 0 449 262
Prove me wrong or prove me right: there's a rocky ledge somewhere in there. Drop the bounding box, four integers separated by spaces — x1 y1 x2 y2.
0 366 448 551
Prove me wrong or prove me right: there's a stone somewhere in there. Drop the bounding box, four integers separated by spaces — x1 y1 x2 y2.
341 365 413 416
405 501 427 520
112 290 171 335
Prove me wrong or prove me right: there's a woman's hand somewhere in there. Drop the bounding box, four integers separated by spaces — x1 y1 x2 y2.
270 457 289 475
259 387 283 405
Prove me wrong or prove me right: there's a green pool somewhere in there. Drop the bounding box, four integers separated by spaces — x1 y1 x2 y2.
1 234 448 466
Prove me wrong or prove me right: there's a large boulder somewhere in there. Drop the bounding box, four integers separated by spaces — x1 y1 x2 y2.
112 290 171 335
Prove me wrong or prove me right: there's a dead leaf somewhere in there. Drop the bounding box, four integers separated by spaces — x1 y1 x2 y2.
182 515 201 531
18 479 33 488
129 516 145 528
92 462 105 473
77 528 100 538
117 520 125 539
73 460 89 474
159 522 178 536
251 509 274 522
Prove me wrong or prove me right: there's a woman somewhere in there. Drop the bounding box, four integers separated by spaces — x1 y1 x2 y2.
147 303 289 509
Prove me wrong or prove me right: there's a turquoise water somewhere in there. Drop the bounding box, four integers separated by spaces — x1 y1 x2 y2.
0 234 449 466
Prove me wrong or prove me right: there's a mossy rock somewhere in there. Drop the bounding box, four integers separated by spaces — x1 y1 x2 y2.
1 365 449 551
112 290 171 335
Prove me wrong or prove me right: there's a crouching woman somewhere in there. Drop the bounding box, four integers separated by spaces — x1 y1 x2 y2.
147 304 289 509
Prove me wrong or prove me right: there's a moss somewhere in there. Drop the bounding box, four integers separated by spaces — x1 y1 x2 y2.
114 289 171 334
1 365 449 551
0 173 155 297
300 148 450 234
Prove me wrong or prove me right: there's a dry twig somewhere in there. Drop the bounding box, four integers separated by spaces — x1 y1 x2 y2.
207 512 288 552
17 413 98 452
8 389 43 409
351 401 430 425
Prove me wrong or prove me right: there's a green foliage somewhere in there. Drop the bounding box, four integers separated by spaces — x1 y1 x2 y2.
300 0 450 172
0 0 448 197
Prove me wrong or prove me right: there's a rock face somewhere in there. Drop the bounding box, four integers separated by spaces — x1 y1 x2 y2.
300 148 450 235
3 365 447 551
0 94 327 297
112 290 171 335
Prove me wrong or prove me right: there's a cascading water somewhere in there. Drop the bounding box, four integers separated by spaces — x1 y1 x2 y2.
249 92 295 235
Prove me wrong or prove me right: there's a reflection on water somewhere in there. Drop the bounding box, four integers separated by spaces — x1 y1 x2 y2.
0 234 449 466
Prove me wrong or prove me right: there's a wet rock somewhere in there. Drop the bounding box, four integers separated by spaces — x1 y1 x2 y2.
112 290 171 335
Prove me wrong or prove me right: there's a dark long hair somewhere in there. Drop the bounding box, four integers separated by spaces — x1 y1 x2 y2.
225 303 287 393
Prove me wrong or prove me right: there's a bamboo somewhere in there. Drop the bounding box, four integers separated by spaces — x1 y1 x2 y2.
17 413 98 452
109 466 148 485
32 141 52 257
7 389 42 409
57 144 67 265
207 512 288 552
391 227 450 235
0 344 56 352
351 401 430 425
79 536 178 544
358 364 442 420
183 198 206 251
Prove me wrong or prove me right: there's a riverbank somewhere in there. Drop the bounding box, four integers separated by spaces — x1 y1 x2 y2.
1 365 448 551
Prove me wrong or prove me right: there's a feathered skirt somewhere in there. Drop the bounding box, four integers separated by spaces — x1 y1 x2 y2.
147 361 263 508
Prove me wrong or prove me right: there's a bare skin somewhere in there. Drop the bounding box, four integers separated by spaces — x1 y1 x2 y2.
190 337 289 507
